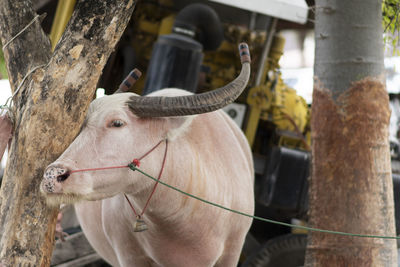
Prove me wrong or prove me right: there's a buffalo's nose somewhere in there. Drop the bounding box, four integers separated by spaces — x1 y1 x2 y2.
44 166 71 182
42 166 71 193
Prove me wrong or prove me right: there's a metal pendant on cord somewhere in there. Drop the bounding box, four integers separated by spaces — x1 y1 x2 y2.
125 138 169 232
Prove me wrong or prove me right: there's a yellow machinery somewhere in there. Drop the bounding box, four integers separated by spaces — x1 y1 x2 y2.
118 1 311 150
246 34 310 150
46 1 311 152
124 1 268 97
49 0 76 50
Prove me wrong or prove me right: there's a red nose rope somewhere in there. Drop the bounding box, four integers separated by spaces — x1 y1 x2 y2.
70 138 168 232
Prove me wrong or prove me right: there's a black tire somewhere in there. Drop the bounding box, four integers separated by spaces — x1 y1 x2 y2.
241 234 307 267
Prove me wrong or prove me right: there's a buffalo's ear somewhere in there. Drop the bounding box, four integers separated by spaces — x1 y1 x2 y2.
164 116 195 141
124 99 195 141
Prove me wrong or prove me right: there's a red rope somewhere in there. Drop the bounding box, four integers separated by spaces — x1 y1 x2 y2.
69 139 168 218
70 165 128 174
136 139 165 161
70 139 166 174
140 139 168 215
124 193 139 217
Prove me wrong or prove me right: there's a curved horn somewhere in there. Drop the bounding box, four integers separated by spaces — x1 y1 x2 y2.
127 43 251 117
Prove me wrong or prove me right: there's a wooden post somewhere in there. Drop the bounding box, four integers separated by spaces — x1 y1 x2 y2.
0 0 136 265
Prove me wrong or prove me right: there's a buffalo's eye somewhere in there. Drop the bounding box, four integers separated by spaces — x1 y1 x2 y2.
110 120 125 128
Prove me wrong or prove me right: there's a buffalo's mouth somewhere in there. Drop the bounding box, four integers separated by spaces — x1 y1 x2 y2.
42 191 84 207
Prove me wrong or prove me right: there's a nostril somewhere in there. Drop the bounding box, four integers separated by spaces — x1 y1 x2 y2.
44 165 71 183
57 172 70 182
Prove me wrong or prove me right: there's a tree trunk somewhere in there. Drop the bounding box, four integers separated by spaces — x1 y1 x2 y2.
0 0 136 266
305 0 398 266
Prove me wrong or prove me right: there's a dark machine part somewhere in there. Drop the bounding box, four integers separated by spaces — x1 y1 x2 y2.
242 234 307 267
143 34 203 95
256 147 309 219
172 3 224 51
392 173 400 234
142 3 223 95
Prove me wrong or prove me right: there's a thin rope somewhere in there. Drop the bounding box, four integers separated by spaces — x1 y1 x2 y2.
137 139 166 161
2 63 48 111
68 144 400 240
3 14 42 49
124 139 168 217
70 165 128 174
12 64 47 99
70 139 167 175
0 105 10 116
124 194 139 217
128 164 400 240
71 139 168 218
141 139 168 215
2 13 47 111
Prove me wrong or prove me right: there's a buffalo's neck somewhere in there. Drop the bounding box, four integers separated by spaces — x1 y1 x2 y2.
122 182 188 224
122 166 212 229
121 137 223 230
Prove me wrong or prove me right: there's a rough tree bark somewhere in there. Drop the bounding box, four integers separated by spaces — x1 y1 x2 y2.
305 0 398 266
0 0 136 265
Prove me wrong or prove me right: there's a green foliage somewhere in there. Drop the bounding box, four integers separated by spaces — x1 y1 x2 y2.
0 48 7 79
383 0 400 55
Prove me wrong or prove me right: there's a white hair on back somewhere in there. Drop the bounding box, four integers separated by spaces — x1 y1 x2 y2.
147 88 193 97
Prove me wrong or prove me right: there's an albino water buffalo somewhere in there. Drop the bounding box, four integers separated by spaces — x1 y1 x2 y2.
41 44 254 266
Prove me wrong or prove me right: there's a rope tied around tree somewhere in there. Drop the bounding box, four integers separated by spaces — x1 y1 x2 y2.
3 13 46 49
1 13 49 116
